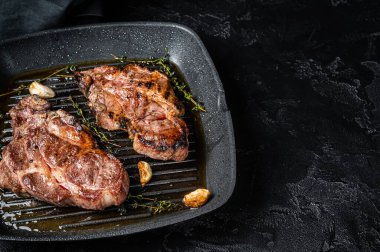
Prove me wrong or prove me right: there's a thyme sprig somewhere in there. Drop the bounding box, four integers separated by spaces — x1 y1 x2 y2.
54 74 75 78
127 194 183 215
0 65 77 98
111 54 206 112
0 83 29 97
38 65 77 82
68 96 120 147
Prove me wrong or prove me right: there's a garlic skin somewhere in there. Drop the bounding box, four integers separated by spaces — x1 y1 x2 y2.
183 189 211 208
29 81 55 98
138 161 152 187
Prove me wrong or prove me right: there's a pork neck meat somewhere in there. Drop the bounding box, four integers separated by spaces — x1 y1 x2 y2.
0 95 129 210
76 64 189 161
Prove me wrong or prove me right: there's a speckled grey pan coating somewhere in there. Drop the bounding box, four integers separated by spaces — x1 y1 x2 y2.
0 22 236 241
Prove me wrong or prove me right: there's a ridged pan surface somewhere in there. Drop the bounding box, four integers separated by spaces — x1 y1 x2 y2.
0 23 236 241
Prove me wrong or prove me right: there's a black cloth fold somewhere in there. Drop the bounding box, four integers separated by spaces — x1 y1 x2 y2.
0 0 72 40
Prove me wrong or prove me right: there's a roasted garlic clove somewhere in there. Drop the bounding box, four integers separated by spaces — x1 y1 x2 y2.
29 81 55 98
138 161 152 187
183 189 211 208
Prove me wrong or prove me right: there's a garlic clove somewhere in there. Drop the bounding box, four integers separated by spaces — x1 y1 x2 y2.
138 161 152 187
29 81 55 98
183 189 211 208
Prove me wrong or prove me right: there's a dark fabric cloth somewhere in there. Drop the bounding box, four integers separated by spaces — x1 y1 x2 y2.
0 0 72 40
1 0 380 251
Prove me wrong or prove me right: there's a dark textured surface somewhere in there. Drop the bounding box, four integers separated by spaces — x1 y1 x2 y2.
1 0 380 251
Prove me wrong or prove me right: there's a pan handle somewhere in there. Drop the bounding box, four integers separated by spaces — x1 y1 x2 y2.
65 0 104 25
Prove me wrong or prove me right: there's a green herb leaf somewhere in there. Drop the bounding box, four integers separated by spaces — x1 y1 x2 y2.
127 194 183 214
0 83 29 97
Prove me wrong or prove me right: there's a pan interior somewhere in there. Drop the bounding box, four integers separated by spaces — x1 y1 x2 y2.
0 61 206 233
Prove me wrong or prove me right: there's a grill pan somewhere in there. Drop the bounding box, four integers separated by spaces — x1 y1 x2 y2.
0 22 236 241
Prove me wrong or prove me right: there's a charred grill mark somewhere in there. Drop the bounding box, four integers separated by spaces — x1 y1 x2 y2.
173 133 187 151
175 101 183 111
145 82 154 89
138 133 186 152
139 137 168 151
138 135 155 147
159 145 168 151
164 91 170 100
120 117 129 129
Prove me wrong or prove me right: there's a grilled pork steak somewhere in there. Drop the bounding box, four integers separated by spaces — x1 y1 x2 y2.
0 95 129 210
76 64 189 161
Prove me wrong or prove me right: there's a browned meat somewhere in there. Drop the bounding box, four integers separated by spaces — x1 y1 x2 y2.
0 95 129 210
76 64 189 161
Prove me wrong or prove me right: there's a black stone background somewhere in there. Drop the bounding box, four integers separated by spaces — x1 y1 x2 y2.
1 0 380 251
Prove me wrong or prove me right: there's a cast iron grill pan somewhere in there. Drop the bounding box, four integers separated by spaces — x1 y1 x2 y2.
0 62 205 233
0 23 236 241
